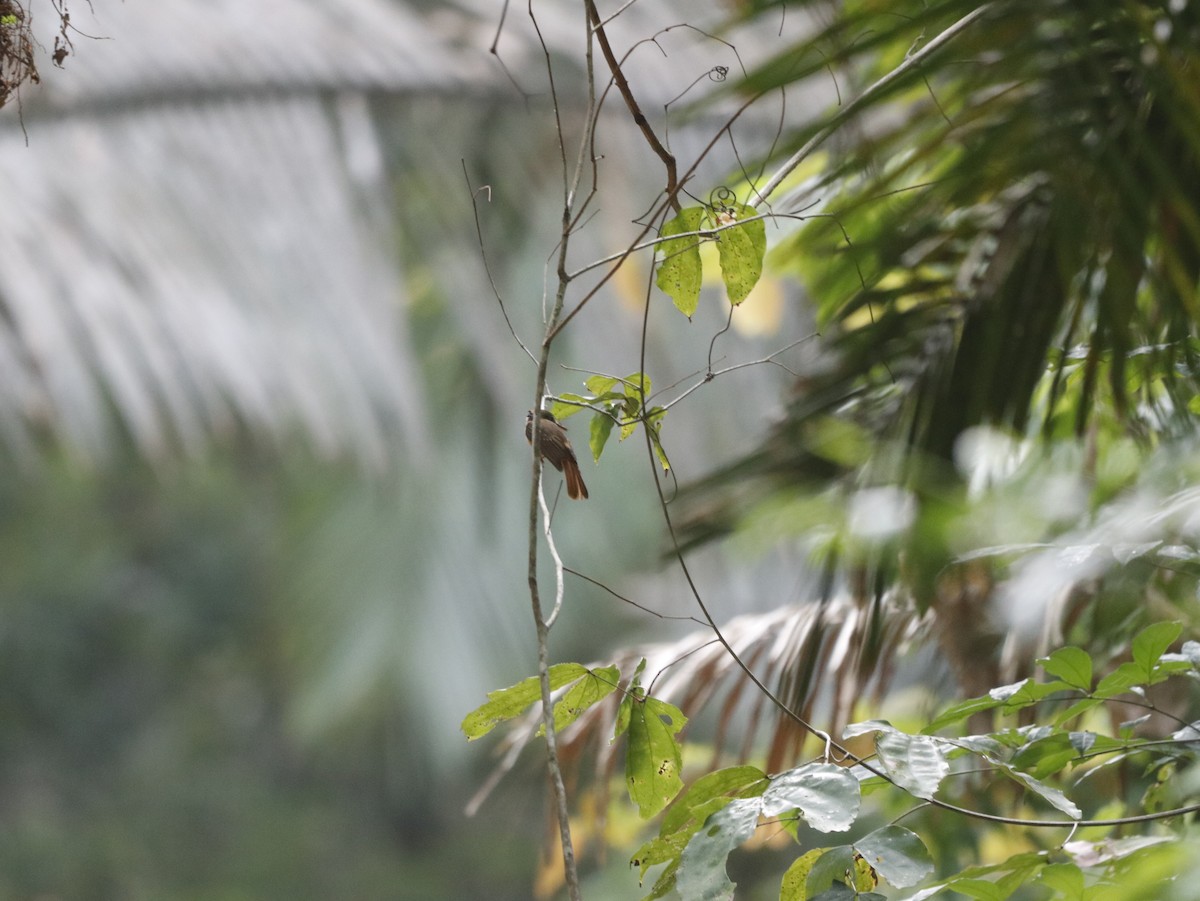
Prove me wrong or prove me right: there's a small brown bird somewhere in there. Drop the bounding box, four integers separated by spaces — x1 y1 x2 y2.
526 409 589 500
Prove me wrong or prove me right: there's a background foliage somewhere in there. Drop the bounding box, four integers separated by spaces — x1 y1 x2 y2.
4 0 1200 899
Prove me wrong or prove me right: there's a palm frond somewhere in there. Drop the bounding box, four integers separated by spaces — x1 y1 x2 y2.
686 0 1200 539
469 593 925 816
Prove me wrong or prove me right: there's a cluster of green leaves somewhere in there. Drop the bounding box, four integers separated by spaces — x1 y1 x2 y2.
553 372 670 471
655 198 767 317
541 195 768 475
461 659 685 819
465 621 1200 900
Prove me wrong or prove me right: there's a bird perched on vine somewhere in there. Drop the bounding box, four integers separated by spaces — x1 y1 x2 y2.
526 409 588 500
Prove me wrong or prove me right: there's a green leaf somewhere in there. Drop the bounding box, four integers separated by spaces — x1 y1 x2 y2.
626 695 688 818
923 694 1004 733
539 665 619 736
1039 646 1093 691
640 858 680 901
1053 696 1103 726
1132 622 1182 679
1010 733 1080 780
779 848 826 901
908 852 1051 901
633 765 769 896
551 394 590 420
760 762 861 832
622 371 652 399
614 659 647 741
712 203 766 304
875 731 949 800
853 825 934 888
460 663 589 739
590 412 615 462
990 678 1074 713
934 878 1008 901
649 423 672 473
1004 768 1081 819
676 797 762 901
656 207 706 317
1095 661 1145 697
1062 835 1175 866
1036 863 1084 899
585 374 620 395
805 846 857 896
661 765 768 835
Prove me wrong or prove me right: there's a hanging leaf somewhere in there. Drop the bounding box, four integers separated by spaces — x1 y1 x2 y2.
656 207 706 317
590 413 615 463
853 825 934 888
1003 768 1081 819
626 695 688 818
712 203 765 304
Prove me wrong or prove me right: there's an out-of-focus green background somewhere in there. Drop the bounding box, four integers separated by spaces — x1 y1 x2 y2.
0 2 814 897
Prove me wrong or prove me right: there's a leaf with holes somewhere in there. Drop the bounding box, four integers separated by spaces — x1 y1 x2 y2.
460 663 590 739
626 695 688 818
539 665 619 736
656 207 706 317
712 203 766 304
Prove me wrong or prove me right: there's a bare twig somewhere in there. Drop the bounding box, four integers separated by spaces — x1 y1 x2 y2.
463 163 536 364
586 0 682 212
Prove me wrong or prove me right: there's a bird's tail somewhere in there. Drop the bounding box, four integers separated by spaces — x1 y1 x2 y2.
562 458 589 500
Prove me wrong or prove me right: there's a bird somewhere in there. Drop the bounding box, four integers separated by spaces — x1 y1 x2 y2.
526 409 589 500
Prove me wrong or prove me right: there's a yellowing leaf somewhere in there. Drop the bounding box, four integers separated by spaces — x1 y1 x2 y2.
656 207 706 317
713 204 765 304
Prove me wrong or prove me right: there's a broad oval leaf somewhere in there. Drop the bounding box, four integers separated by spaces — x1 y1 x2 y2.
779 848 825 901
853 825 934 888
1038 646 1092 691
875 732 949 801
675 797 762 901
760 762 860 832
1132 621 1182 677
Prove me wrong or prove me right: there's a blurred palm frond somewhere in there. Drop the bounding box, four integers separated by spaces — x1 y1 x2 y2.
693 0 1199 493
469 591 924 815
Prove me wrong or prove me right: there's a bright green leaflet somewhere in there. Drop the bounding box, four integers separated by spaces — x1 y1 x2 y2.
1039 646 1093 691
540 665 619 736
460 663 589 739
626 695 688 818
